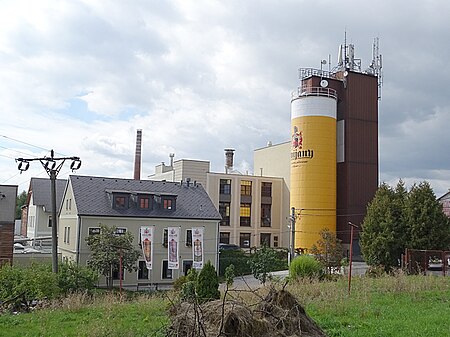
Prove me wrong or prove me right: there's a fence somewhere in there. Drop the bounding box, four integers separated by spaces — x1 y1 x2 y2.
403 249 450 276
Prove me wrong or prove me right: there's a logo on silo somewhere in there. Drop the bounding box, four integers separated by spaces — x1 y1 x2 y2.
292 126 303 149
291 126 314 162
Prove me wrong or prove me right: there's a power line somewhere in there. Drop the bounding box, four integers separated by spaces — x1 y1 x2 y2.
0 134 66 156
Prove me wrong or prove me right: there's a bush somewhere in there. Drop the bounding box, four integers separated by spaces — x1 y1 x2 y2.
180 268 198 302
58 261 98 295
0 263 59 310
219 249 251 276
196 261 220 303
289 255 323 280
248 245 287 284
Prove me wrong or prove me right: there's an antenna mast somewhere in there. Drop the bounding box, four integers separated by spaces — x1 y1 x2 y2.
369 37 383 100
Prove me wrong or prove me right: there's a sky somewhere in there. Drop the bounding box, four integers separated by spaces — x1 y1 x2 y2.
0 0 449 198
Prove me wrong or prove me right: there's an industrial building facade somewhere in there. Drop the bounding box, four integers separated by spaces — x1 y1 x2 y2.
256 41 381 253
149 155 290 250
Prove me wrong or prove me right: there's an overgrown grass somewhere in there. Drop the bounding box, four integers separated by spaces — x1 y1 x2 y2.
288 273 450 337
0 291 168 337
1 274 449 336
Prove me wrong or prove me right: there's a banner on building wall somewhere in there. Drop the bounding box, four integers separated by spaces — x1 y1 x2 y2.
168 227 180 269
140 226 154 270
192 227 204 269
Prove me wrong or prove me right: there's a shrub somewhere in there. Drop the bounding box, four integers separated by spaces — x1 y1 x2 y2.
173 275 188 292
0 263 59 310
289 255 323 280
180 268 198 302
196 261 220 303
58 261 98 295
248 245 283 284
219 249 251 276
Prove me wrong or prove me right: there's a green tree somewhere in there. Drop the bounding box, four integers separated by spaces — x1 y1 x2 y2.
360 181 408 272
248 245 279 284
405 181 450 250
196 261 220 303
85 224 140 289
15 190 27 219
310 228 343 274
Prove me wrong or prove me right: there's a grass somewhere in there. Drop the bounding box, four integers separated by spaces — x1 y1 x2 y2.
0 292 169 337
288 273 450 337
0 274 449 336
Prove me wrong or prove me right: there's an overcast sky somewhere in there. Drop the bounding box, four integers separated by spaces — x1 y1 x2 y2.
1 0 449 198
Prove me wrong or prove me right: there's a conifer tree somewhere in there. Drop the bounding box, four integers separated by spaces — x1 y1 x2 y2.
196 261 220 303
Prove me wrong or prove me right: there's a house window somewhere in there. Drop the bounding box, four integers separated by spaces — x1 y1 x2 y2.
48 216 52 228
138 261 149 280
261 182 272 197
114 195 129 209
240 233 251 248
163 228 168 248
183 260 193 276
64 227 67 243
115 228 127 236
219 179 231 195
273 236 279 248
240 180 252 196
220 232 230 244
261 204 271 227
112 267 124 280
89 227 101 236
260 233 271 247
219 202 230 226
186 229 192 247
66 227 70 244
162 260 173 279
139 196 151 209
240 203 251 226
163 198 174 210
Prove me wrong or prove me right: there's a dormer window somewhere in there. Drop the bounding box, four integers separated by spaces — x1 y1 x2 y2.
163 198 172 210
138 195 152 209
113 194 129 210
162 196 176 211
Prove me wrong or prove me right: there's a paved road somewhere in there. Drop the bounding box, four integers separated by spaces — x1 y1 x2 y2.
221 262 369 290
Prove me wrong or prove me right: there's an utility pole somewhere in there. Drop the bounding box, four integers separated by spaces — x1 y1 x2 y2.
347 221 358 294
290 207 296 262
16 150 81 273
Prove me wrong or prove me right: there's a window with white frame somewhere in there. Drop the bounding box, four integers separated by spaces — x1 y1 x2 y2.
162 260 172 279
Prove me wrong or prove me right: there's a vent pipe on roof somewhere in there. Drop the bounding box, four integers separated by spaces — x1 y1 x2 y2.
169 153 175 167
133 129 142 180
224 148 235 174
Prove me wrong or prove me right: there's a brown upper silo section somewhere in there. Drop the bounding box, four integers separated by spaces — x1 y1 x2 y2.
134 129 142 180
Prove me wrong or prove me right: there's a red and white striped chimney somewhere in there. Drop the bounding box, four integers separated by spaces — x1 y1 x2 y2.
134 129 142 180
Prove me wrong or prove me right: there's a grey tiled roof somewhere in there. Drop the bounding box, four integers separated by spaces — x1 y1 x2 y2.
30 178 67 211
69 175 221 220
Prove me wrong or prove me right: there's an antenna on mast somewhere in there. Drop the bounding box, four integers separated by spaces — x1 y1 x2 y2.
367 37 383 100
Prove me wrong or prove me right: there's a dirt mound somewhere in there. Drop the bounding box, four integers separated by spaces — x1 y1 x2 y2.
168 289 326 337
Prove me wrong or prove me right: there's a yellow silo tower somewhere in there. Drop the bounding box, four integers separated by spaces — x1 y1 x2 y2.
290 85 337 250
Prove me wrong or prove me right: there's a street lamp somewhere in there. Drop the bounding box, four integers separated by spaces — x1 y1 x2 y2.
347 221 358 294
16 150 81 273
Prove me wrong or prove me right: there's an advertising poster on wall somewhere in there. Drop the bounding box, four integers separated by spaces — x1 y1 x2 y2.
192 227 204 269
140 226 154 270
168 227 180 269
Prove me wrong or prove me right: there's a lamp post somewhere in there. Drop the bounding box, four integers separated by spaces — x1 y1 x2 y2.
347 221 358 294
290 207 296 262
16 150 81 273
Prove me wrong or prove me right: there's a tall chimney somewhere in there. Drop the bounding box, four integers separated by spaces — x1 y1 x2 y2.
169 153 175 167
224 148 235 173
134 129 142 180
